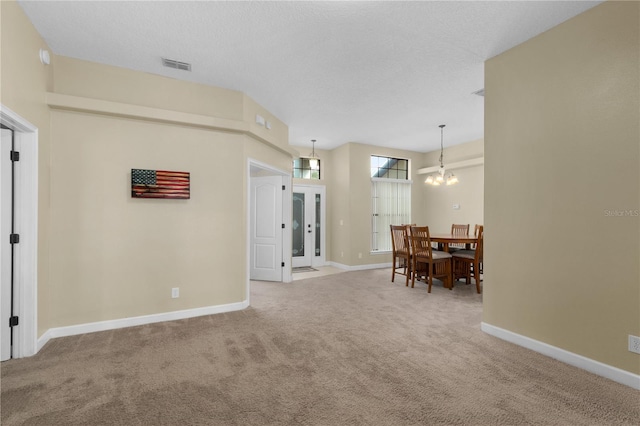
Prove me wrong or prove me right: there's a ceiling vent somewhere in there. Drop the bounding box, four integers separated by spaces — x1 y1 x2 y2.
161 58 191 71
473 88 485 97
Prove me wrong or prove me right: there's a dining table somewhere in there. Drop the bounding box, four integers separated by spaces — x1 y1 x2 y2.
429 233 478 253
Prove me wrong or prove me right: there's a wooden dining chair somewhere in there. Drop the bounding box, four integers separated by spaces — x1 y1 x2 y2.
452 226 483 294
449 223 470 252
390 225 411 286
473 224 483 274
409 226 452 292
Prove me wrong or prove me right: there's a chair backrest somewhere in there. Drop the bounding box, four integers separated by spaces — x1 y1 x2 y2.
475 226 484 261
450 224 470 249
402 224 416 242
451 224 470 236
409 226 434 260
473 224 483 249
390 225 409 254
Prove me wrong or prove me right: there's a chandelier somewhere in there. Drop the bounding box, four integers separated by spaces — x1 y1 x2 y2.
425 124 458 186
308 139 319 170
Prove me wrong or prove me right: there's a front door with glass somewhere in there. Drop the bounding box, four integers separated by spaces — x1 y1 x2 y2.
292 186 325 268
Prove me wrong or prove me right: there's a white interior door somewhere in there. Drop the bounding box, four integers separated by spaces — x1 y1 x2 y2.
292 185 325 268
250 176 283 281
1 128 13 361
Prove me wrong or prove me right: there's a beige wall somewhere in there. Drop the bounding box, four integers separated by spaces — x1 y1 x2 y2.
2 0 293 334
53 56 244 121
245 136 294 175
42 77 292 329
1 0 54 336
484 1 639 374
422 140 484 234
48 111 246 326
324 143 426 267
53 56 292 154
242 94 289 151
327 144 351 265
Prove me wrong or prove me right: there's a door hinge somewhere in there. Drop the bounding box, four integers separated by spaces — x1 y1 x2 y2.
282 185 285 190
9 316 19 327
281 223 285 229
9 233 19 244
281 262 285 267
10 151 20 162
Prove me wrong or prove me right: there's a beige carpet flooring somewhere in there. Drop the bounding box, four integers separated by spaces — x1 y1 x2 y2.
1 269 638 425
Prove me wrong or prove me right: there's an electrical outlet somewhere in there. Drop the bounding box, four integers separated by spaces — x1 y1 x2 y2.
629 335 640 354
171 288 179 299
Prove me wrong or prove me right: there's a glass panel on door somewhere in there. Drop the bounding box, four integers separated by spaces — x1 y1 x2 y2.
292 192 305 258
315 194 321 256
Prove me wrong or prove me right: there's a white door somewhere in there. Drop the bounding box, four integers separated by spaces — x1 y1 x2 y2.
250 176 283 281
1 128 14 361
292 185 326 268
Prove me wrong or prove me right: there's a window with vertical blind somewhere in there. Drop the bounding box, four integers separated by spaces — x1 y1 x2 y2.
371 155 411 252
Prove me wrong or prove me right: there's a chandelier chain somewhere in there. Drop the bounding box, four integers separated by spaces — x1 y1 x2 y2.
310 139 317 158
425 124 457 186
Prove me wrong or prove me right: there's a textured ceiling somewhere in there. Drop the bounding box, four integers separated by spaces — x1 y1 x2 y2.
18 0 603 153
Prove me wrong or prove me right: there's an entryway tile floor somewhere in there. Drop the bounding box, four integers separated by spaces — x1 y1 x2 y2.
292 265 344 281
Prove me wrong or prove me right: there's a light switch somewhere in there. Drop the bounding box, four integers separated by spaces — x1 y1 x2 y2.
453 204 460 210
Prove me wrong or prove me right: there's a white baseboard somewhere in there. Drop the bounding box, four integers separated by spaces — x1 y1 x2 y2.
329 261 392 271
481 322 640 390
37 300 249 353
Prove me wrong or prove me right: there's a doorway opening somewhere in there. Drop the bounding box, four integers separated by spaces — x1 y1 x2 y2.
247 159 292 298
1 125 15 361
0 105 38 359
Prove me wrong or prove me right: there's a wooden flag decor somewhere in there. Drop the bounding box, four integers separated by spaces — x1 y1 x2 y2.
131 169 190 199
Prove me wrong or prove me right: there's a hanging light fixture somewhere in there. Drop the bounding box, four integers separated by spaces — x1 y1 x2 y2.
308 139 319 170
425 124 458 186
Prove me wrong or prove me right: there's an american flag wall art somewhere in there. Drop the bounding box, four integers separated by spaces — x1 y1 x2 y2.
131 169 190 199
